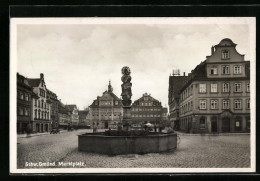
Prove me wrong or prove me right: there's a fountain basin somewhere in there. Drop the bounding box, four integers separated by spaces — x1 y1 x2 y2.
78 133 177 155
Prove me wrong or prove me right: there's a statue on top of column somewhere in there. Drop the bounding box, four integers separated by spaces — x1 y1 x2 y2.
121 66 132 106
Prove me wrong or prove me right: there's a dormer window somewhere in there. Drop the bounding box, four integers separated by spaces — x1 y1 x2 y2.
222 50 230 59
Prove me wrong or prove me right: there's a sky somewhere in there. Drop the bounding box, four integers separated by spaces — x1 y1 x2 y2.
16 19 252 110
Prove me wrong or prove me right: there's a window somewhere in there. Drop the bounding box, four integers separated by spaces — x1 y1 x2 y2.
247 99 250 109
25 94 29 101
211 83 218 93
211 100 218 109
199 100 206 109
223 100 229 109
199 84 206 93
234 100 242 109
38 100 40 107
246 83 250 92
234 65 242 74
35 99 37 106
18 107 23 115
222 66 230 74
144 97 148 101
210 67 218 75
199 117 206 129
35 110 37 119
24 108 28 116
42 100 44 108
223 83 230 92
19 92 24 100
234 83 242 92
222 50 230 59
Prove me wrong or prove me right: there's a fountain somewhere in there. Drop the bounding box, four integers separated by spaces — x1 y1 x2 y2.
78 67 177 155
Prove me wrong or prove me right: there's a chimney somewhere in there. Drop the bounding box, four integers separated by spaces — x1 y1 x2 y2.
211 46 214 55
183 72 186 76
40 73 44 79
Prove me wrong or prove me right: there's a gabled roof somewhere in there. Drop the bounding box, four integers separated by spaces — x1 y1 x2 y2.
65 105 77 111
179 61 207 93
78 110 89 118
132 93 161 106
215 38 236 47
27 78 41 87
169 75 189 99
89 89 123 108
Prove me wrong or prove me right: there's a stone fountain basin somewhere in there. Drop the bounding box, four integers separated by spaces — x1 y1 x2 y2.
78 133 177 155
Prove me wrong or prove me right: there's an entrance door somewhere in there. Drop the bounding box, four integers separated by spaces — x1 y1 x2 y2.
222 117 230 132
40 124 43 132
45 124 48 132
36 124 40 132
104 122 108 129
211 121 217 133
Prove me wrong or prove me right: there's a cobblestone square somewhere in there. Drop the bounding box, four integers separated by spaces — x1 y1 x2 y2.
17 129 250 168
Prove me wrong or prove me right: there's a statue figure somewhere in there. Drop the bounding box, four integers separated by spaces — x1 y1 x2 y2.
121 66 132 106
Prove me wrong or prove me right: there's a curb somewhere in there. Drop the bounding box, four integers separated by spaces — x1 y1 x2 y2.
17 130 68 138
174 131 250 136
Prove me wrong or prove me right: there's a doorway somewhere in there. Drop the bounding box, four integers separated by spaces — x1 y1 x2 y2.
104 121 108 129
211 117 218 133
222 117 230 132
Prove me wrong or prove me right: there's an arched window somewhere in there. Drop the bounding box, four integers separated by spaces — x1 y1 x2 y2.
35 109 37 119
38 110 41 119
222 50 230 59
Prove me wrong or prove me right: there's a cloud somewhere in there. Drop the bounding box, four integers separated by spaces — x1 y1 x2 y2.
16 23 251 109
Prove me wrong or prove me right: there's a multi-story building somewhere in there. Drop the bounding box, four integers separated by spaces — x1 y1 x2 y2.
162 107 168 121
65 105 79 128
78 110 90 128
168 74 189 130
47 89 59 128
131 93 166 127
58 100 71 129
27 73 52 133
178 38 250 133
89 81 123 129
17 73 38 134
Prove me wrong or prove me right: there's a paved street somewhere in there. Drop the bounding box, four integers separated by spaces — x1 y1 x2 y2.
17 129 250 168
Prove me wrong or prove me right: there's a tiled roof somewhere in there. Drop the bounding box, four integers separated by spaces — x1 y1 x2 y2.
89 90 123 108
65 105 77 111
132 94 161 106
78 110 89 118
58 101 70 114
169 75 189 99
27 78 41 87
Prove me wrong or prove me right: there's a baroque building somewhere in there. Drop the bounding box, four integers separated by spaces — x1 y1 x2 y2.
89 81 123 129
131 93 167 127
27 73 52 133
177 38 250 133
